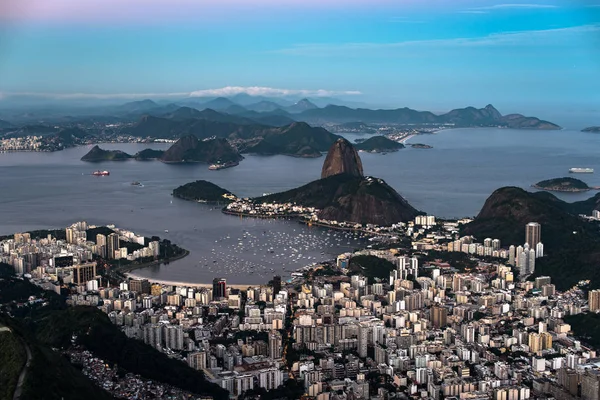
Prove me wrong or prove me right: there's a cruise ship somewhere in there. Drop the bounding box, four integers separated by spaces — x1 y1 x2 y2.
92 170 110 176
208 161 239 170
569 168 594 174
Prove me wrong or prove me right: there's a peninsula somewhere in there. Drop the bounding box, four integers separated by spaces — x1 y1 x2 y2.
532 177 592 192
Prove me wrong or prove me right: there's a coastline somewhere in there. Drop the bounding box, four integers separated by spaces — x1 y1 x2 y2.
124 272 260 289
531 184 599 193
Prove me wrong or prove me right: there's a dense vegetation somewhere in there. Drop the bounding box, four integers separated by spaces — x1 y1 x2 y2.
0 329 26 400
133 148 165 160
349 255 396 284
464 187 600 290
173 180 236 203
564 313 600 348
533 177 589 192
161 135 243 164
81 145 132 161
355 136 404 152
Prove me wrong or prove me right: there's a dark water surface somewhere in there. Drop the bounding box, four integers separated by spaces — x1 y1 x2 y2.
1 128 598 283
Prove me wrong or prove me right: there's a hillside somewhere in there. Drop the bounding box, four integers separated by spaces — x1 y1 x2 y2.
355 136 404 152
242 122 340 158
298 104 560 129
322 138 364 178
160 135 243 163
257 174 420 226
173 180 236 203
81 145 132 161
533 177 590 192
133 148 165 160
463 187 600 290
582 126 600 133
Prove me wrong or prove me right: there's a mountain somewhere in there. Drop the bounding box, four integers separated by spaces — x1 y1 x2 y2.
133 148 165 160
81 145 132 161
285 98 318 114
245 101 283 112
582 126 600 133
161 135 243 163
199 97 237 111
223 104 248 115
258 174 420 226
241 122 341 158
298 104 560 129
173 180 236 203
117 99 159 113
355 136 405 152
256 139 419 225
321 138 364 178
161 106 204 120
463 187 600 289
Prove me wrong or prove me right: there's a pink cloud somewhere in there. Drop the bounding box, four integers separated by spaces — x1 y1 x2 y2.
0 0 412 23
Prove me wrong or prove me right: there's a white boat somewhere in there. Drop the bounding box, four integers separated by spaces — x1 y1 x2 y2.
569 168 594 173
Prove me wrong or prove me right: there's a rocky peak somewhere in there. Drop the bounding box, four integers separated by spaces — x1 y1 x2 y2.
321 138 364 179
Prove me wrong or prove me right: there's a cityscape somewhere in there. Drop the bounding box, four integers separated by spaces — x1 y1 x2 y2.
1 0 600 400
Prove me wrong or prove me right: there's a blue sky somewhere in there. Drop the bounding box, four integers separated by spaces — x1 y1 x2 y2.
0 0 598 114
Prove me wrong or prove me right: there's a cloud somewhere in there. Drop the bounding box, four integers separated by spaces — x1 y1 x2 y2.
0 87 362 100
188 86 361 97
275 24 600 56
472 3 559 10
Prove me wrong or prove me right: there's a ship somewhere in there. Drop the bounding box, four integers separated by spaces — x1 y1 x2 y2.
569 168 594 174
92 170 110 176
208 161 239 171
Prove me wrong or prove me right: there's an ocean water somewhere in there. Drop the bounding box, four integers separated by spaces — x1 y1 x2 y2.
0 128 598 283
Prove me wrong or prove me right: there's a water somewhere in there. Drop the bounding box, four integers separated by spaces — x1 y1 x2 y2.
0 128 599 283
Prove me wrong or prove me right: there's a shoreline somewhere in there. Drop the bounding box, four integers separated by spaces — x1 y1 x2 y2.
113 249 191 274
124 272 263 289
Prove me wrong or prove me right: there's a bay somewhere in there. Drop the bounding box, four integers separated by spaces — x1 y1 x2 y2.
0 128 598 284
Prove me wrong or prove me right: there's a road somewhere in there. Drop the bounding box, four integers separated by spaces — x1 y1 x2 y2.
12 338 32 400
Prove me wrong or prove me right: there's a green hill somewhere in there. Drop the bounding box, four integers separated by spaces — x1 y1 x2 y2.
0 328 26 400
533 177 590 192
81 145 132 161
173 180 236 203
355 136 404 152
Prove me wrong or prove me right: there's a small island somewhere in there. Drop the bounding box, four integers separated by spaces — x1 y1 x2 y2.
533 177 593 193
172 180 237 203
410 143 433 149
582 126 600 133
355 136 404 153
134 149 165 160
81 145 132 161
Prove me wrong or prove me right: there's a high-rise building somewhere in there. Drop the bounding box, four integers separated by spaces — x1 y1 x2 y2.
581 370 600 400
430 305 448 329
272 275 282 295
66 227 76 244
187 351 207 370
525 222 541 248
536 242 544 258
107 233 119 260
358 322 369 358
130 279 150 294
213 278 227 300
508 245 516 265
269 331 282 359
589 290 600 312
73 262 97 285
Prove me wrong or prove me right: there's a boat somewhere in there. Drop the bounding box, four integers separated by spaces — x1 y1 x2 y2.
131 181 142 186
208 161 239 170
569 168 594 174
92 170 110 176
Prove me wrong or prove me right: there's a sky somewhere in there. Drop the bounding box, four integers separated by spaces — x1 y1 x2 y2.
0 0 599 114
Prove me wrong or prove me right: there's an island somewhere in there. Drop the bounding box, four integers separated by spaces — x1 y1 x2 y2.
172 180 237 203
81 145 132 161
354 136 404 153
532 177 592 192
582 126 600 133
134 148 165 160
410 143 433 149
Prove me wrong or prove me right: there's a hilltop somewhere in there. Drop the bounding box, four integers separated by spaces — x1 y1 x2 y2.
355 136 404 152
463 187 600 290
160 135 243 164
321 138 364 179
81 145 132 161
533 177 591 192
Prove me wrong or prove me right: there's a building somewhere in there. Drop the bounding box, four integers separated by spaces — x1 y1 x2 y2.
213 278 227 300
273 275 282 295
259 367 284 391
73 262 97 285
525 222 541 248
129 279 150 294
590 289 600 312
269 331 282 360
107 233 119 260
187 351 207 370
581 370 600 400
431 305 448 329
